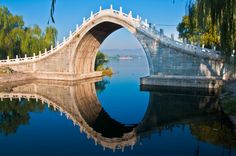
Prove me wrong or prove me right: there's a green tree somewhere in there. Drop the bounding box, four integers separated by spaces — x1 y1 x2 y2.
0 6 57 59
177 15 220 49
44 26 58 48
0 99 44 135
95 51 109 70
185 0 236 59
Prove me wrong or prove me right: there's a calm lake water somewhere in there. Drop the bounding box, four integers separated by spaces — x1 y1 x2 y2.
0 56 236 156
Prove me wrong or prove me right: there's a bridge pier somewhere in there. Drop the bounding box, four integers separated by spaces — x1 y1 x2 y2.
140 75 223 89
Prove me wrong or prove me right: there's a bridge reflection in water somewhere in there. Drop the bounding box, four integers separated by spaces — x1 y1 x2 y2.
0 78 235 152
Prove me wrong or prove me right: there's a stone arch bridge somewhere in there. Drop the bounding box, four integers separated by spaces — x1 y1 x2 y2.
0 6 227 88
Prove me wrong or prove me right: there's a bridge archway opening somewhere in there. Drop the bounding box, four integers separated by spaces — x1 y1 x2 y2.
73 21 150 125
73 21 150 76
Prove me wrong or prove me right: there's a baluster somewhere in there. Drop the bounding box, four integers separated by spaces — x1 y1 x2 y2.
69 30 72 37
99 6 102 12
76 24 79 30
119 6 123 14
137 15 140 21
129 11 132 18
110 4 113 11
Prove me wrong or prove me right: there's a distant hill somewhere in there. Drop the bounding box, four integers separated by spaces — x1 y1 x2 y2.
101 48 146 57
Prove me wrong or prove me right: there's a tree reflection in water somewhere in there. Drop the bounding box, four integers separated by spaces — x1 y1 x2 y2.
139 85 236 153
0 80 235 155
95 79 110 94
0 99 44 135
190 117 236 149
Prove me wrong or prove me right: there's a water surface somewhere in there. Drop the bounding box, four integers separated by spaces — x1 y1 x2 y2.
0 56 235 156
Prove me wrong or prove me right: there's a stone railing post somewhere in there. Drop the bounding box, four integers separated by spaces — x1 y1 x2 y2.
51 45 53 51
119 6 123 14
99 6 102 12
160 29 164 37
171 34 174 40
76 24 79 30
90 11 94 18
63 36 66 42
128 11 132 19
136 15 140 21
7 56 9 61
39 51 41 57
110 4 113 12
202 44 205 48
45 48 47 53
57 41 59 47
16 55 18 60
83 17 86 24
69 30 72 37
33 53 35 58
25 54 27 58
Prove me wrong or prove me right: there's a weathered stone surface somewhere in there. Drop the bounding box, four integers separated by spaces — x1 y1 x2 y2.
0 8 225 88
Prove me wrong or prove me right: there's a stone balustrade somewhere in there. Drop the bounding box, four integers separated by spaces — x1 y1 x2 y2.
0 5 223 65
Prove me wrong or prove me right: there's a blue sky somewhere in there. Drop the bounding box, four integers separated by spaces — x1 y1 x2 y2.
1 0 187 49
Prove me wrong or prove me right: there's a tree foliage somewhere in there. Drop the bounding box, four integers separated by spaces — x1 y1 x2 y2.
0 99 44 135
177 15 220 49
95 51 109 71
0 6 57 59
178 0 236 60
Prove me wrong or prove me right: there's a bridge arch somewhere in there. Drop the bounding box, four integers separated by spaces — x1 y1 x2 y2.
70 13 154 75
0 7 223 88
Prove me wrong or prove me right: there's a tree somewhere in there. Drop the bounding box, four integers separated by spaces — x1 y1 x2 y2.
177 16 192 42
0 6 58 59
44 26 58 48
95 51 109 70
186 0 236 59
0 99 44 135
177 14 220 49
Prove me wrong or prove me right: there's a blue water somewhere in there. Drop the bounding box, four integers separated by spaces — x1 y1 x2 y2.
0 57 236 156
